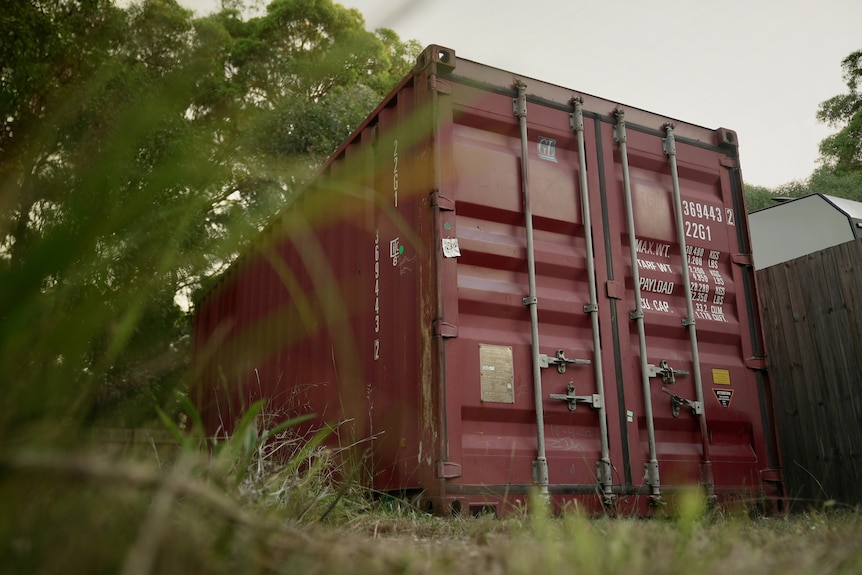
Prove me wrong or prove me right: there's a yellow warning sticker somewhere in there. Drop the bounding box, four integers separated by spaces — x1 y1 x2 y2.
712 368 731 385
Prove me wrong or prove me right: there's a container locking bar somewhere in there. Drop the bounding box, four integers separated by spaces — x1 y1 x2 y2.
614 109 662 505
549 383 603 412
538 349 591 374
663 123 715 499
661 387 703 418
646 360 690 385
573 97 615 507
515 80 550 495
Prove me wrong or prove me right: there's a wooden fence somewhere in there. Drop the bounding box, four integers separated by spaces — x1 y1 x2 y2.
757 238 862 510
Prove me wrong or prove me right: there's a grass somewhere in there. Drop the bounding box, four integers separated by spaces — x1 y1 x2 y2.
6 15 859 572
2 412 862 575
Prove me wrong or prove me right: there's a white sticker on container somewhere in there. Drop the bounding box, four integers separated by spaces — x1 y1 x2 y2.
390 237 403 266
442 238 461 258
537 136 557 162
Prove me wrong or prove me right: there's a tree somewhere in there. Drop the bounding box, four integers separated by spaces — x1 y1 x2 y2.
0 0 419 433
744 167 862 213
743 183 777 212
817 49 862 174
744 49 862 211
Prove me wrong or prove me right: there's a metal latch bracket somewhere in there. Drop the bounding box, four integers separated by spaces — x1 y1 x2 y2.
538 349 591 374
661 387 703 418
646 360 689 385
549 383 602 412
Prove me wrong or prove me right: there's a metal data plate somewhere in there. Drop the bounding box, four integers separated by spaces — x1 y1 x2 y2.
479 344 514 403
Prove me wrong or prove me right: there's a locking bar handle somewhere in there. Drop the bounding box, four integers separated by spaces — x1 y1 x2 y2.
538 349 591 374
646 360 690 385
661 387 703 418
549 383 603 412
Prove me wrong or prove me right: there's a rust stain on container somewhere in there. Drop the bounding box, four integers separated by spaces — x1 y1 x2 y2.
192 45 784 516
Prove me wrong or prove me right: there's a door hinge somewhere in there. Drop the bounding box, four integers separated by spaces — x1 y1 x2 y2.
732 253 753 267
606 280 624 300
433 319 458 338
436 461 462 479
532 457 549 486
759 468 782 483
719 155 739 168
430 189 455 211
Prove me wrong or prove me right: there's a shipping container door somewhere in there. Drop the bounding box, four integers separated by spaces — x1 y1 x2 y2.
441 83 614 499
600 119 773 498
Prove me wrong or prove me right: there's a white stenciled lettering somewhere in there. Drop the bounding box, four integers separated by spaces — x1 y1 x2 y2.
683 200 724 223
373 230 380 359
639 277 675 295
638 259 674 274
690 266 709 283
685 221 712 242
390 237 400 267
636 239 671 259
708 250 721 270
638 259 657 270
642 297 672 313
725 208 736 226
695 302 713 321
392 140 399 208
694 302 728 323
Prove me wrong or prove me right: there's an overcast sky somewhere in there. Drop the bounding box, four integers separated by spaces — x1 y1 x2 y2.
180 0 860 188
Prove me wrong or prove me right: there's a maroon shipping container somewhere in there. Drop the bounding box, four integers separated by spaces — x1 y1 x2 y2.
192 45 784 515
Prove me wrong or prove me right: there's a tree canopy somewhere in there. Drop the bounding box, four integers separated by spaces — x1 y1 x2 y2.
817 50 862 174
745 48 862 212
0 0 420 433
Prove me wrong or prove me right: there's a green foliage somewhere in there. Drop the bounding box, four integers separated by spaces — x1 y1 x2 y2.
817 49 862 173
746 49 862 212
743 183 778 212
769 167 862 205
0 0 419 432
0 3 421 566
0 397 348 573
254 83 383 161
744 166 862 213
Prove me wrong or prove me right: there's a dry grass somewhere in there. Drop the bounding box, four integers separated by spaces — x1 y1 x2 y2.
2 440 862 575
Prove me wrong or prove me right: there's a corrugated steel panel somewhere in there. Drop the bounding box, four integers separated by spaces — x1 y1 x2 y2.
192 45 783 515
